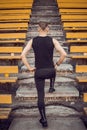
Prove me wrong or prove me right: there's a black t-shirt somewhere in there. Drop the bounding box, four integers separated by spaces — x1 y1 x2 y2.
32 36 54 69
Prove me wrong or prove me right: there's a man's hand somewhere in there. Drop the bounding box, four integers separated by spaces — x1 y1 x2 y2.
29 67 36 72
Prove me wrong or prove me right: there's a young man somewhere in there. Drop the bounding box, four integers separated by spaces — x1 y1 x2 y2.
21 21 67 128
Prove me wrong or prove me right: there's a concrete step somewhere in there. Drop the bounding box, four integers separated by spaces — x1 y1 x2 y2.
32 10 59 15
9 117 86 130
16 85 79 101
32 6 58 10
30 18 60 24
28 24 63 30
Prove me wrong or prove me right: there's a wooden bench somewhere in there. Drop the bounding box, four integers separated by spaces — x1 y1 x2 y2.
0 9 31 15
76 65 87 83
0 1 33 4
0 33 26 40
58 3 87 8
0 33 26 44
70 46 87 59
0 3 33 9
61 14 87 21
0 0 33 2
66 32 87 43
59 9 87 14
0 94 12 119
0 15 30 22
0 66 18 83
0 47 23 59
0 23 28 31
63 22 87 30
57 0 87 2
83 94 87 102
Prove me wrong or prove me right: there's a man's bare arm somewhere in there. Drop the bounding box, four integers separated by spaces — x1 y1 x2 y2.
21 39 35 72
53 38 67 66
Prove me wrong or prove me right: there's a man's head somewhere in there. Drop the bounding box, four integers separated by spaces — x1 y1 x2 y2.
38 21 49 33
39 21 48 31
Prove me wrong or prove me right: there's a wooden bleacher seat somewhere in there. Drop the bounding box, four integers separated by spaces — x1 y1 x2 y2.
70 46 87 59
0 23 28 32
61 14 87 21
0 40 25 44
0 47 23 59
0 3 33 9
57 0 87 2
76 65 87 73
63 22 87 30
76 65 87 83
0 15 30 22
0 1 33 4
0 9 31 15
0 0 33 2
66 32 87 43
59 9 87 14
0 66 18 83
0 94 12 119
0 33 26 40
83 93 87 102
58 3 87 9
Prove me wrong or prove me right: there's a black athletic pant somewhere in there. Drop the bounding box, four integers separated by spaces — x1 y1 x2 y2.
35 68 56 110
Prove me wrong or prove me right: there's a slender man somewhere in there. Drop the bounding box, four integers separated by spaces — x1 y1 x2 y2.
21 21 67 128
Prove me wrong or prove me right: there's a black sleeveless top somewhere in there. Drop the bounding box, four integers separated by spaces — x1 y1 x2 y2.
32 36 54 69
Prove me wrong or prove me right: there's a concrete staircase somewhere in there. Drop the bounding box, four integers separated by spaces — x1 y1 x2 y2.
16 0 79 104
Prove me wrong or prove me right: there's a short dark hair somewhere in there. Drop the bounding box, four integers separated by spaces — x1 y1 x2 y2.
39 21 48 30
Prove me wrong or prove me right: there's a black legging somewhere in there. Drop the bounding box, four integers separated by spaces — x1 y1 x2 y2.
35 68 56 109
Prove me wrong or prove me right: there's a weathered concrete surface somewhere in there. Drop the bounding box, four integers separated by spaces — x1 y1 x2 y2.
12 106 79 117
9 117 86 130
16 85 79 98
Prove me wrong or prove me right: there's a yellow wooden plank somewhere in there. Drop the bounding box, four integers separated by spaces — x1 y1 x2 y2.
76 65 87 73
67 40 87 43
58 3 87 8
0 23 28 29
0 0 33 2
0 66 18 73
0 40 25 44
76 76 87 82
0 3 33 9
0 94 12 104
0 56 21 59
57 0 87 2
0 9 31 15
0 1 33 4
0 108 11 119
0 33 26 39
61 15 87 21
71 55 87 59
59 9 87 14
83 93 87 102
0 15 29 20
70 46 87 53
0 47 23 53
66 32 87 39
64 27 87 31
0 77 17 83
0 115 9 119
63 22 87 27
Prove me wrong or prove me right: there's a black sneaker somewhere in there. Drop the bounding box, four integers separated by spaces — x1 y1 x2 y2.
39 119 48 128
49 88 55 93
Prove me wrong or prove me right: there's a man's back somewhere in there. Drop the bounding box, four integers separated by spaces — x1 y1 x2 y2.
32 36 54 69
